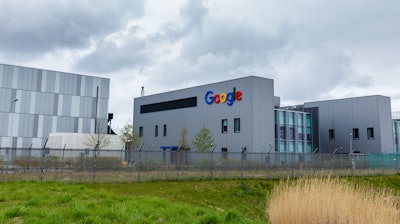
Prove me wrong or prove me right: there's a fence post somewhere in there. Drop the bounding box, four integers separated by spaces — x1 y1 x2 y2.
92 148 97 183
40 147 45 182
210 151 214 179
137 149 141 182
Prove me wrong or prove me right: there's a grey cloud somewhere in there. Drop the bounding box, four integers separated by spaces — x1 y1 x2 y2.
75 34 149 73
0 0 144 55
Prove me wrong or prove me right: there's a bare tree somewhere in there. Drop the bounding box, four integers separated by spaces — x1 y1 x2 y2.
83 119 111 150
178 128 190 150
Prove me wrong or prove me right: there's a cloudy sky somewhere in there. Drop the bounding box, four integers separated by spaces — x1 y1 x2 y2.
1 0 400 131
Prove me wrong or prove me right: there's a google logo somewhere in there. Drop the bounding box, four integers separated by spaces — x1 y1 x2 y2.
204 87 243 106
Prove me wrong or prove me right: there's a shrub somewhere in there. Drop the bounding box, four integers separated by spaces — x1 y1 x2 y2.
267 177 400 224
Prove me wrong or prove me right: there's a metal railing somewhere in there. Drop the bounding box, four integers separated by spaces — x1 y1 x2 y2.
0 147 399 183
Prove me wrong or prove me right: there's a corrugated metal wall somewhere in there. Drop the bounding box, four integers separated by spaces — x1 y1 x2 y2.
0 64 110 148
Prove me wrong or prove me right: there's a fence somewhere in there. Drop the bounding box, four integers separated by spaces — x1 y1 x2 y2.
0 147 399 183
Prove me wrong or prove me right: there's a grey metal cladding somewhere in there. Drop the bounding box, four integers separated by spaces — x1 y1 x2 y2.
79 97 93 118
2 65 14 87
33 114 39 138
35 92 55 115
17 67 38 91
62 95 72 116
82 118 91 133
74 117 79 132
0 88 11 112
100 78 110 98
59 73 77 95
45 71 56 93
19 91 32 113
41 116 53 137
19 114 34 137
76 75 81 96
0 112 9 135
53 94 59 115
85 76 94 97
37 70 42 92
57 116 75 132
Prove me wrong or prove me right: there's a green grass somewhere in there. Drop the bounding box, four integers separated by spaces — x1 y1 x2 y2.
0 175 400 223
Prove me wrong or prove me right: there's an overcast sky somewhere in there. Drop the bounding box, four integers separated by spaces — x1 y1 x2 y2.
1 0 400 132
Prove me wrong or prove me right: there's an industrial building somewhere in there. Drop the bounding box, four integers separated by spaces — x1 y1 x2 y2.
0 63 110 149
134 76 396 154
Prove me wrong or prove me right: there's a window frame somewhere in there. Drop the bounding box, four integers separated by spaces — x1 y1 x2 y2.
234 118 240 133
221 119 228 133
367 127 374 140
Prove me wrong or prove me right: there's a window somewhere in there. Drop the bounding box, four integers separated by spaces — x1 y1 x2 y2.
353 128 359 139
221 119 228 133
163 124 167 137
155 125 158 137
139 126 143 138
234 118 240 133
367 127 374 139
329 129 335 141
140 97 197 114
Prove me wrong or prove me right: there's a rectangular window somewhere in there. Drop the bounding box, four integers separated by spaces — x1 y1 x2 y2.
367 127 374 139
353 128 359 139
139 126 143 138
163 124 167 137
140 97 197 114
155 125 158 137
221 119 228 133
329 129 335 141
234 118 240 133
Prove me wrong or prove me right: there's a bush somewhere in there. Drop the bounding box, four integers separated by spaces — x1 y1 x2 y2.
267 177 400 224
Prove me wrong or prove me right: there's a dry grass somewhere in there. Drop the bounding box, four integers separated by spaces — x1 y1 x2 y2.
267 177 400 224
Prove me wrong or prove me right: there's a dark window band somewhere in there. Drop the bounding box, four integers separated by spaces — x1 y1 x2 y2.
140 97 197 114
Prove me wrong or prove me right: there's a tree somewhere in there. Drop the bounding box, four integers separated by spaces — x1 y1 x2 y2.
192 126 214 152
178 128 190 150
83 119 111 150
119 122 140 150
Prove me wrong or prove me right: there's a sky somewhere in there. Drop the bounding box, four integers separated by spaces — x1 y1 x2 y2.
1 0 400 132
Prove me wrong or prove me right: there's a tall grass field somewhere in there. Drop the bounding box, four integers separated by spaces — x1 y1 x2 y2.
0 176 399 223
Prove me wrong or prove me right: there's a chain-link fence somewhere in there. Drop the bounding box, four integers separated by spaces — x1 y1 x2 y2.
0 147 399 183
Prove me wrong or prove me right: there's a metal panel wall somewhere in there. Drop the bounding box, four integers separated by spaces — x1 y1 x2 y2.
0 63 110 148
133 76 275 153
305 95 393 154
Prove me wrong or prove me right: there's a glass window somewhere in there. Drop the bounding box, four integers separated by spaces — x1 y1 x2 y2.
367 127 374 139
289 127 295 140
279 140 286 153
234 118 240 133
297 113 304 126
155 125 158 137
298 143 304 153
163 124 167 137
289 141 295 153
288 112 294 125
306 114 312 126
221 119 228 133
352 128 359 139
329 129 335 141
297 126 304 140
280 125 286 139
279 111 286 124
139 126 143 138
